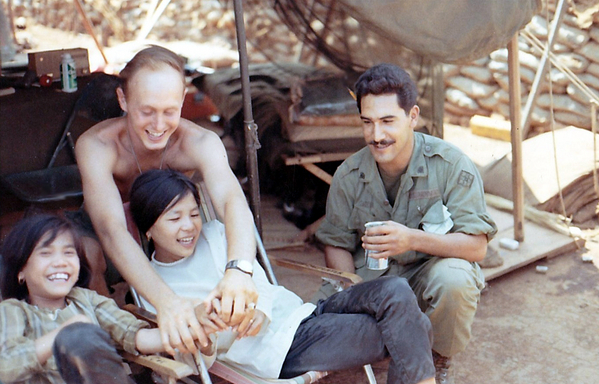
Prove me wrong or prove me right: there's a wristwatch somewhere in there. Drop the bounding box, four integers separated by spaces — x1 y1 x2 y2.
225 260 254 277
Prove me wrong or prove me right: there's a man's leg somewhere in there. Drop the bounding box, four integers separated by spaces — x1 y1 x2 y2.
53 322 134 384
405 257 485 384
280 276 435 384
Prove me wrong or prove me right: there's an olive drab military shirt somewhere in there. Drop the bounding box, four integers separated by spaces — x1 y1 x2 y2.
316 132 497 273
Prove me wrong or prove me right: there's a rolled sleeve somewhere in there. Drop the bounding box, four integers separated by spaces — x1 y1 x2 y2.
87 289 150 355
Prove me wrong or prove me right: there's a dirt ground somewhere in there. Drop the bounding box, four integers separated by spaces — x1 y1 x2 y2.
6 24 599 384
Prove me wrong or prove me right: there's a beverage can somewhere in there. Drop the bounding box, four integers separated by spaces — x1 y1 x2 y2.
364 221 388 270
60 53 78 93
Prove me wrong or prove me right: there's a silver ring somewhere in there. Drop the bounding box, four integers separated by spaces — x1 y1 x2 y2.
247 302 256 310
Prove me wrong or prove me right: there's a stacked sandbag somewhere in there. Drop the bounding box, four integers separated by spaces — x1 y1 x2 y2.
443 2 599 136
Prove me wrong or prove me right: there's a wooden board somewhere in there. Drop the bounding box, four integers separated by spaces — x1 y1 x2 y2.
483 207 584 281
285 124 363 142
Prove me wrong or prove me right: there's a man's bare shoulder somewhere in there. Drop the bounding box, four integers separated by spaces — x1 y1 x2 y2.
75 118 127 167
175 119 223 149
77 117 127 149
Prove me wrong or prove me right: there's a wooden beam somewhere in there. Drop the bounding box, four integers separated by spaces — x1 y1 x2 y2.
508 34 525 242
301 163 333 184
122 352 194 379
283 152 353 166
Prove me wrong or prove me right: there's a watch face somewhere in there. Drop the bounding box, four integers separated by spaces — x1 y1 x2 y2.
236 260 253 273
227 260 253 275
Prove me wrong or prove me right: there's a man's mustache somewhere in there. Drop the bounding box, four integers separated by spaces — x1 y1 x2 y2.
368 140 395 146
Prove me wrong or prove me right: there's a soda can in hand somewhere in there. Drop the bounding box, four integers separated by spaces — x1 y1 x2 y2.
364 221 388 270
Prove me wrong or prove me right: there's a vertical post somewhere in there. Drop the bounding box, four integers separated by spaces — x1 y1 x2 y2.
233 0 263 234
430 60 444 139
507 34 525 242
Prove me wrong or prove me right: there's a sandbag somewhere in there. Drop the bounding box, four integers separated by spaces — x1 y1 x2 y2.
445 88 480 112
567 82 599 105
537 93 589 117
460 66 494 84
446 76 497 99
579 42 599 64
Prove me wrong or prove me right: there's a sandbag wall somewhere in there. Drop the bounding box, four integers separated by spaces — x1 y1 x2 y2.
443 6 599 136
9 0 300 67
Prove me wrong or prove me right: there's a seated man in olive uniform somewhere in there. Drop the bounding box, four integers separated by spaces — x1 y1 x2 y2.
315 63 498 384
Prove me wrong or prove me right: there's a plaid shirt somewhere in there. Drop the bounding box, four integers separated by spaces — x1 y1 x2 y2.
0 287 149 384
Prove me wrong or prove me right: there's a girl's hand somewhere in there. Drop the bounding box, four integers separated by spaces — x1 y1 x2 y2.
236 309 266 339
195 300 228 335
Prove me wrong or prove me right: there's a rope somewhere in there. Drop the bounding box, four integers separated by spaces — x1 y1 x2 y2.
540 2 568 220
521 30 599 105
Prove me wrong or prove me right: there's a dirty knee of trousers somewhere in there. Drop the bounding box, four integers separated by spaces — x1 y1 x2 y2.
54 322 132 384
54 322 114 359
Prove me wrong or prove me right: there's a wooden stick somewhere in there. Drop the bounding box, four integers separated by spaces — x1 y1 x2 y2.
73 0 108 65
508 34 525 242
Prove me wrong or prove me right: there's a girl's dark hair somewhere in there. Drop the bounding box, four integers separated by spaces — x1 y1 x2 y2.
129 169 201 236
0 214 91 300
354 63 418 114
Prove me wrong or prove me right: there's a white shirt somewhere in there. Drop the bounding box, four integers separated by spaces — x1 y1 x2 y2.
141 220 316 378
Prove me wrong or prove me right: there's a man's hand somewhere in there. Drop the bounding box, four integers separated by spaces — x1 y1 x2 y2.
156 295 206 356
361 221 413 258
203 269 258 326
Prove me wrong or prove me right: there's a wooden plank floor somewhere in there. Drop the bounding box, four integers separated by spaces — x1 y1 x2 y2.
483 206 584 281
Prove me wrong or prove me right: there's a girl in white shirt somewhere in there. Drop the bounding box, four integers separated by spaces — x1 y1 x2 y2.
129 169 436 384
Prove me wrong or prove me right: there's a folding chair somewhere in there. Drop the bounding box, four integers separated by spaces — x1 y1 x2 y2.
0 73 122 206
123 181 378 384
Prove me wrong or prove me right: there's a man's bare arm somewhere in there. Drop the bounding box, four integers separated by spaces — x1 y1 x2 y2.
323 245 356 273
184 129 258 325
75 133 205 355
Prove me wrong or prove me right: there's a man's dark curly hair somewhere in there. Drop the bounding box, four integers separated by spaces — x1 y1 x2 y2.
354 63 418 114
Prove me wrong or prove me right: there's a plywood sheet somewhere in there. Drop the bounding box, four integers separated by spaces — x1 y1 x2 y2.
483 207 584 281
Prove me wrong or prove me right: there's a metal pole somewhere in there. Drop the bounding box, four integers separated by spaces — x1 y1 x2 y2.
233 0 263 234
521 0 567 138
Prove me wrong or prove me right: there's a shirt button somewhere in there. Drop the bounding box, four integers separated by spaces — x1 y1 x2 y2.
425 145 431 152
384 200 390 206
360 172 365 179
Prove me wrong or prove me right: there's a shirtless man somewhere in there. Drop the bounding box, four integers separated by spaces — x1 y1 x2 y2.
75 46 258 355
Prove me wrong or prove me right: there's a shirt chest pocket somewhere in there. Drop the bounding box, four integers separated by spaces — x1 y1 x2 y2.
418 199 454 234
348 193 387 234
